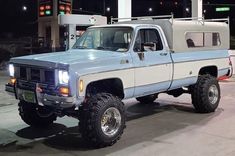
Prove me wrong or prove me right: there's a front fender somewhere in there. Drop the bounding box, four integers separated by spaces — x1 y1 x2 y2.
77 68 135 98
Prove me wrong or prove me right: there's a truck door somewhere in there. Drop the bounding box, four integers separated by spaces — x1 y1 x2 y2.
131 27 173 97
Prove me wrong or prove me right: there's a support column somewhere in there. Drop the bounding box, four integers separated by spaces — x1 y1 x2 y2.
38 21 46 38
51 20 60 51
67 24 76 50
192 0 203 18
118 0 132 21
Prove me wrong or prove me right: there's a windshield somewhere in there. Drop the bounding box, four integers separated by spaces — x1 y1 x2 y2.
72 27 133 52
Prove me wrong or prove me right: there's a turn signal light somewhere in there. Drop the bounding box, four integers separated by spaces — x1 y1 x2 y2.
59 87 69 96
79 80 84 92
9 78 16 85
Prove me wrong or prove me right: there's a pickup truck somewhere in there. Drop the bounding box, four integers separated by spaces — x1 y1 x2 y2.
5 15 233 147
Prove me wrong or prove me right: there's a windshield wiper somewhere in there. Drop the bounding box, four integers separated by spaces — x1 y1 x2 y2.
96 46 112 51
74 46 87 49
96 46 106 50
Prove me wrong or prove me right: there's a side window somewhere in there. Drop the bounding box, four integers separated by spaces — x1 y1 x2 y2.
212 33 221 46
133 29 163 52
186 32 203 47
146 30 163 51
186 32 221 48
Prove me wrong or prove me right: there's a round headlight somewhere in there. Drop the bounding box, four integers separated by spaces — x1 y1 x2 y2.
9 64 15 77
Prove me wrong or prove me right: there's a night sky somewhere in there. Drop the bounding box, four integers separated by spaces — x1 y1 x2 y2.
0 0 234 38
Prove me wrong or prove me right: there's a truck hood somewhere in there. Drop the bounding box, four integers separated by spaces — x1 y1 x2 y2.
10 49 129 69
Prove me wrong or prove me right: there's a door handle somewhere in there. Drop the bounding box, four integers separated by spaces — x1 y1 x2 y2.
160 52 168 56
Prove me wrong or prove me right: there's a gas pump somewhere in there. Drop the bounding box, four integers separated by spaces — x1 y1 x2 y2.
58 14 107 50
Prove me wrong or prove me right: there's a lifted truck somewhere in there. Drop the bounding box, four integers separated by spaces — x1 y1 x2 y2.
5 15 232 147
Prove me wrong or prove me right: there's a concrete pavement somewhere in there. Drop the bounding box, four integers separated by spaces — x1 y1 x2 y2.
0 71 235 155
0 70 17 107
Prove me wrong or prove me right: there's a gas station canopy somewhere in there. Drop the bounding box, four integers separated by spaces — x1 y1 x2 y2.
58 14 107 26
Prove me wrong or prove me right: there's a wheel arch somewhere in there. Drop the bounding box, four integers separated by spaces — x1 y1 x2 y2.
85 77 125 99
198 66 218 77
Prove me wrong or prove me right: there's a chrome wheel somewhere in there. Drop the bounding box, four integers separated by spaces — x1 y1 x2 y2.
208 85 219 105
101 107 121 137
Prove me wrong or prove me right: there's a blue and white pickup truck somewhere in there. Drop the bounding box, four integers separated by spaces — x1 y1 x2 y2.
5 16 233 147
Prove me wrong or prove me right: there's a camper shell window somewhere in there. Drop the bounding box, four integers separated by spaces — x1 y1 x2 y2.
186 32 221 48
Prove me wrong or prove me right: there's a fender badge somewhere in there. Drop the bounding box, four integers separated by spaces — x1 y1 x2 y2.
120 59 129 64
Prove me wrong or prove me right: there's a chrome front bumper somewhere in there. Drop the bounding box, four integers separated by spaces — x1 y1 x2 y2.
36 91 77 108
5 84 15 94
5 83 78 108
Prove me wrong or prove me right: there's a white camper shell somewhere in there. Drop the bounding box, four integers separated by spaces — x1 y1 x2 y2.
113 15 230 52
